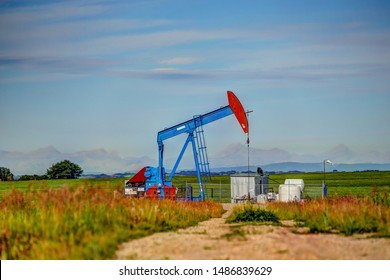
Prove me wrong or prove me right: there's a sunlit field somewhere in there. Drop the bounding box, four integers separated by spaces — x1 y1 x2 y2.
0 184 223 259
1 171 389 259
229 193 390 237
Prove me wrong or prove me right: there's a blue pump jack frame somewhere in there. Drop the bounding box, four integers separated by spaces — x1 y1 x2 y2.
156 105 233 200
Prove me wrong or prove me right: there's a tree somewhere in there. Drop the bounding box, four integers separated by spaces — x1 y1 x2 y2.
0 167 14 181
19 174 49 181
46 160 83 179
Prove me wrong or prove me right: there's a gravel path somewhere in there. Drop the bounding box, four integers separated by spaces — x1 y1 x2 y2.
115 203 390 260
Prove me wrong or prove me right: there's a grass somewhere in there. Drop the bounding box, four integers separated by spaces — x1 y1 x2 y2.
270 171 390 197
226 204 279 224
0 178 125 193
1 171 389 259
227 191 390 237
221 225 248 241
0 184 223 259
265 192 390 237
171 171 390 201
1 171 390 200
226 175 390 237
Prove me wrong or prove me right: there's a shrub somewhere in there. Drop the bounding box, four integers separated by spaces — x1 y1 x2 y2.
227 204 279 224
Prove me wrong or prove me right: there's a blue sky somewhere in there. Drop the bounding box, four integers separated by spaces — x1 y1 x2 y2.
1 0 390 169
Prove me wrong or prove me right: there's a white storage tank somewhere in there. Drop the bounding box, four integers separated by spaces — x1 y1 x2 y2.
279 185 301 202
230 173 268 203
284 179 304 192
278 178 304 202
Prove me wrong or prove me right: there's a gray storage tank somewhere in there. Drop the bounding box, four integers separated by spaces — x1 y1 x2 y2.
230 170 268 203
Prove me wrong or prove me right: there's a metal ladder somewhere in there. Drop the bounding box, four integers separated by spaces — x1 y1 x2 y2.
194 122 211 198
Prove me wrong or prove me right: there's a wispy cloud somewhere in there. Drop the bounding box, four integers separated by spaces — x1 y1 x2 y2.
1 0 390 86
117 68 211 80
0 1 107 23
158 57 201 65
1 0 390 161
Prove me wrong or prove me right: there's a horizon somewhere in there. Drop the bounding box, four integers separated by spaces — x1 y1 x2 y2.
1 1 390 174
2 143 390 175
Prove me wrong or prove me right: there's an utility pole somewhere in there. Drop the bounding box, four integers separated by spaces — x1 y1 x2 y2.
323 159 332 198
246 109 253 201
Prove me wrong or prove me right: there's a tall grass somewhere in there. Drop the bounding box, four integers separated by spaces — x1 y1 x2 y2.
266 192 390 237
226 204 279 224
0 185 223 259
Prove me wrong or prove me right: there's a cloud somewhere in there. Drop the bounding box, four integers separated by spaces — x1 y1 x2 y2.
3 143 388 175
116 68 211 80
0 1 107 23
159 57 201 65
0 72 86 83
64 29 243 57
0 146 155 174
1 1 390 86
111 61 390 83
0 54 119 82
210 143 390 167
0 55 116 71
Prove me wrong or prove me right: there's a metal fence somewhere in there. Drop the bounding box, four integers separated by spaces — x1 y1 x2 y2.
1 179 328 202
200 182 324 203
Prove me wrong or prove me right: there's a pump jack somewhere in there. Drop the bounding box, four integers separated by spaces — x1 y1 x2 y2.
124 91 248 200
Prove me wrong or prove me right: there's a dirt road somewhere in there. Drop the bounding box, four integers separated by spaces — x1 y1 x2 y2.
116 203 390 260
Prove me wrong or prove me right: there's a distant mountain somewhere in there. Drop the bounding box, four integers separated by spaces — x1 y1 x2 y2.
28 146 62 157
0 147 154 175
210 143 293 166
211 162 390 173
264 162 390 172
1 144 389 175
209 143 390 166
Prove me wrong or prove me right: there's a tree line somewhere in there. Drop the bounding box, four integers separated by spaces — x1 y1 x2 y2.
0 160 83 181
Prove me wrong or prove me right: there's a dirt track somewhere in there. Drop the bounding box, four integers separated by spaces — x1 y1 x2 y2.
116 203 390 260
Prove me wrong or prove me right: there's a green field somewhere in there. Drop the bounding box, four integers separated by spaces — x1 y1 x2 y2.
270 171 390 197
1 171 389 259
1 171 389 200
0 178 124 193
172 171 390 201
